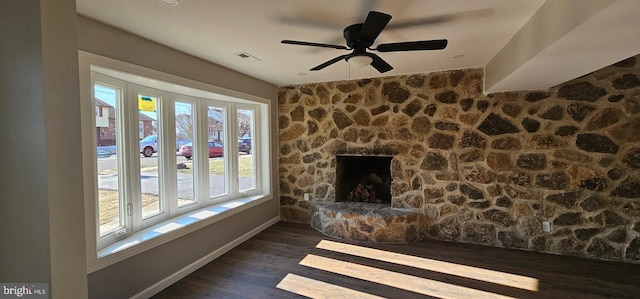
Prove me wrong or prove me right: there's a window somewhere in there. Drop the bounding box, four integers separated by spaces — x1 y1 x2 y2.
206 106 228 199
94 83 123 236
84 59 270 258
237 108 255 192
175 101 196 207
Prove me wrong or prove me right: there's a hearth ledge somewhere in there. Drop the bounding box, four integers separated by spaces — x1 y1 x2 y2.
310 201 422 243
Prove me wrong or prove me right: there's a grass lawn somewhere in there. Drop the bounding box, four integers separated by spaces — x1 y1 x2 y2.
99 155 254 232
177 155 254 177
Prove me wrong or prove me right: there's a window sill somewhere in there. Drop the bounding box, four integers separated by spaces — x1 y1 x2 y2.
89 194 271 273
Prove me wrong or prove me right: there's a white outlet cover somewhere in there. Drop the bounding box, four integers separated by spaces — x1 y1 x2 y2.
542 221 551 232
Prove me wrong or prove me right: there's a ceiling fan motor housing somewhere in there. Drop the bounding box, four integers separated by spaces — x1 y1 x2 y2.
344 24 372 49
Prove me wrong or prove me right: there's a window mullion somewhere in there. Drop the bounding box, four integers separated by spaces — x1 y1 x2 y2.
227 104 239 198
162 96 178 217
195 100 209 204
251 107 261 192
124 84 141 232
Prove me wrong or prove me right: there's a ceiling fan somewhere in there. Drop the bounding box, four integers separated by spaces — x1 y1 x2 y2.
281 11 448 73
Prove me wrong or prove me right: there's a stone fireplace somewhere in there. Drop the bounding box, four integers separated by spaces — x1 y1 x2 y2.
335 155 392 204
311 155 421 243
278 56 640 263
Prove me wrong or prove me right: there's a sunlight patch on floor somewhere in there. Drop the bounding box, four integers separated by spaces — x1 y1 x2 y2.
300 254 517 299
276 273 385 299
316 240 539 291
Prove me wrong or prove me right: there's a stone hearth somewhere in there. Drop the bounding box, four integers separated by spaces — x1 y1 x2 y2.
311 202 421 243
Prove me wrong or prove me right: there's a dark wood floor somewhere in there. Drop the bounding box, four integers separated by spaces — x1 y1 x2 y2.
153 222 640 299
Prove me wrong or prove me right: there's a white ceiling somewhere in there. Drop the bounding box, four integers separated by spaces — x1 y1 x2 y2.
76 0 640 92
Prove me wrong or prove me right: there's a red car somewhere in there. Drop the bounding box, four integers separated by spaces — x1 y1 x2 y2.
178 142 223 159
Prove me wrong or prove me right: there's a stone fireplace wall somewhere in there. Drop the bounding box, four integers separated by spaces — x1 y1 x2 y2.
277 55 640 263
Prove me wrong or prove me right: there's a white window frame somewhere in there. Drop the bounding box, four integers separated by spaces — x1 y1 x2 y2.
80 51 272 273
235 105 259 195
132 86 170 230
91 76 129 243
201 103 225 202
173 97 199 212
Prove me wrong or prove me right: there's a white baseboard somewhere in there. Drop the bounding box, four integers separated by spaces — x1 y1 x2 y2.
131 216 281 299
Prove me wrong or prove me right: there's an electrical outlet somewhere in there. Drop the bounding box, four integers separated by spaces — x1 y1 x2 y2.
542 221 551 232
304 193 310 201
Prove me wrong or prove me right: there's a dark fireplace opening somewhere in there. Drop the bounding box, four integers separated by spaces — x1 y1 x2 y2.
335 155 392 204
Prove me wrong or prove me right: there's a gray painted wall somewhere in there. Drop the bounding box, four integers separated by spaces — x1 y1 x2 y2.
0 0 87 298
77 15 280 298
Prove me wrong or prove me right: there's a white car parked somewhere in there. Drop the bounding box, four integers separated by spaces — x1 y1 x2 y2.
140 135 190 157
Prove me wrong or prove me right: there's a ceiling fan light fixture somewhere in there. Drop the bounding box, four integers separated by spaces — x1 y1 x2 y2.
347 55 373 68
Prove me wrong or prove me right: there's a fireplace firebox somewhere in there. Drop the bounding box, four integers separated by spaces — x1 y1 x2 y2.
335 155 392 204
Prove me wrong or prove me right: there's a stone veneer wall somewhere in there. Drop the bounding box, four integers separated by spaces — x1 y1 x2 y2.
277 55 640 263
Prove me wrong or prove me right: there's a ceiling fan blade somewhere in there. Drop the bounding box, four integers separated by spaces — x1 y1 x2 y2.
358 11 392 44
276 15 343 31
386 9 492 30
366 53 393 73
376 39 448 52
281 40 348 50
310 54 350 71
